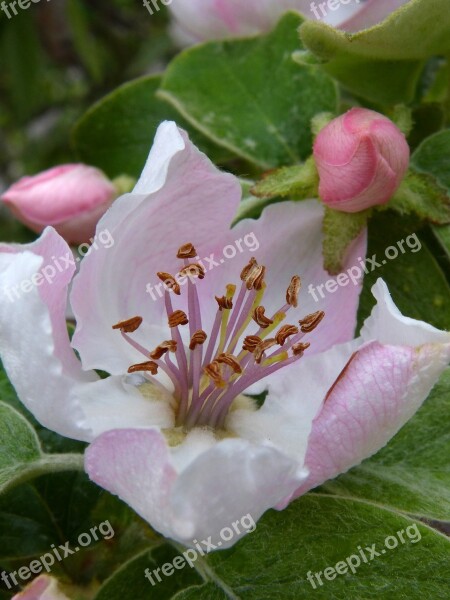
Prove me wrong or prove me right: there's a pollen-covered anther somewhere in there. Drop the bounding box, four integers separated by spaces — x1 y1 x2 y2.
246 265 266 291
286 276 301 308
168 310 189 328
157 272 181 295
215 295 233 311
292 342 311 357
253 306 274 329
299 311 325 333
150 340 178 360
240 257 258 281
204 361 225 387
189 330 208 351
128 361 159 375
254 339 277 364
242 335 262 353
179 263 206 280
112 316 143 333
177 243 197 259
275 324 299 346
217 353 242 374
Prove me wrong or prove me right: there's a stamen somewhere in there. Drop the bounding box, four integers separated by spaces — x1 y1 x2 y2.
253 306 274 329
286 276 301 308
150 340 177 360
203 284 236 366
157 272 181 296
112 316 143 333
217 353 242 374
190 330 208 351
254 339 277 364
275 324 299 346
177 243 197 259
204 361 226 388
168 310 189 328
292 342 311 356
128 361 159 375
299 311 325 333
242 335 262 353
215 295 233 311
179 263 206 280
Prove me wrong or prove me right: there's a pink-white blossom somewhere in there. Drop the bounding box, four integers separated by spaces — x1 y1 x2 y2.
0 122 447 548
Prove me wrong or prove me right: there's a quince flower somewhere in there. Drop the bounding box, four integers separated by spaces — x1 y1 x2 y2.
0 122 448 548
168 0 410 46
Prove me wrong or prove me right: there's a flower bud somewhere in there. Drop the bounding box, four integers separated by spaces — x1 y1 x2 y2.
313 108 410 213
1 164 117 244
12 575 70 600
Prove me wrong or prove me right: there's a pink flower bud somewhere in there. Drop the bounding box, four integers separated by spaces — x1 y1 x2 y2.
313 108 410 213
1 164 116 244
12 575 70 600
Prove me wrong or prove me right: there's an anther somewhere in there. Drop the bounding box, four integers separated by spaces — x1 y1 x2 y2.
204 361 225 387
215 295 233 311
242 335 262 353
286 276 301 308
217 353 242 374
179 263 206 280
240 257 258 281
299 311 325 333
112 316 143 333
157 272 181 295
150 340 178 360
292 342 311 357
246 265 266 291
177 243 197 259
275 324 299 346
128 361 159 375
168 310 189 328
253 306 274 329
254 339 277 364
189 330 208 351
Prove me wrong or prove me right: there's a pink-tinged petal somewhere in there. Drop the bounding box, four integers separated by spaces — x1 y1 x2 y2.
169 0 313 43
288 339 450 501
86 428 306 546
223 200 367 353
277 279 450 505
12 575 70 600
71 122 241 375
1 164 116 245
339 0 411 32
0 229 164 442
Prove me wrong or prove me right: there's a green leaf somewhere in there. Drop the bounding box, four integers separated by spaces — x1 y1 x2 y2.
357 212 450 331
321 368 450 522
410 129 450 259
389 171 450 225
323 208 369 275
99 496 449 599
299 0 450 104
0 402 84 495
159 13 338 169
251 158 318 199
73 75 231 179
411 129 450 192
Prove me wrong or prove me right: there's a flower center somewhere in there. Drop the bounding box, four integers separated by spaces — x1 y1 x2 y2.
112 243 324 431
